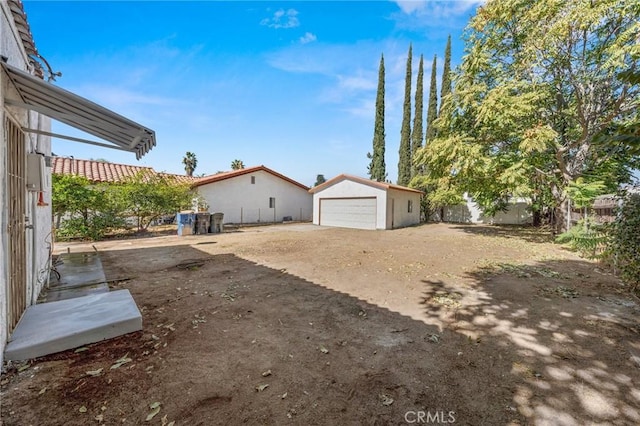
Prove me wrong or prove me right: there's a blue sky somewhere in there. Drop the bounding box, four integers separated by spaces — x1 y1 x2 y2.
23 0 483 186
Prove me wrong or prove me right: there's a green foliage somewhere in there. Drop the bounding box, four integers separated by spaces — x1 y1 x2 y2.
397 44 413 186
368 54 387 182
411 55 424 179
425 55 438 144
231 159 245 170
439 34 451 114
182 152 197 177
414 0 640 232
611 193 640 291
410 174 463 221
314 174 326 186
118 172 194 231
53 172 194 240
555 219 609 260
566 178 607 211
52 174 126 240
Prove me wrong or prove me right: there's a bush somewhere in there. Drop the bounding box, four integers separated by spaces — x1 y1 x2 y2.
56 213 126 241
555 219 609 260
611 193 640 293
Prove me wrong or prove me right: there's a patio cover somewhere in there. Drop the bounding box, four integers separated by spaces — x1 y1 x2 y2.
2 63 155 159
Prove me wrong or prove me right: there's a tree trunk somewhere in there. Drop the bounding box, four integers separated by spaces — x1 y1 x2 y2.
554 197 571 234
532 209 541 227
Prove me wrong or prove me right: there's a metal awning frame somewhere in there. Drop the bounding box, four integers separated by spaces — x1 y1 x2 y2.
2 63 156 159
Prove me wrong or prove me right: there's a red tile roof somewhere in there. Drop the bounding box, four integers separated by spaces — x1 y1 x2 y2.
51 157 196 184
309 174 424 194
192 165 309 190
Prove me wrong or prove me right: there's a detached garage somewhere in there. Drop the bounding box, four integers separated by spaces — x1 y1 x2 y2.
310 174 422 230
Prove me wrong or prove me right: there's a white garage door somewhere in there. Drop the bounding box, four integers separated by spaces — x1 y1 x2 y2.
319 197 377 230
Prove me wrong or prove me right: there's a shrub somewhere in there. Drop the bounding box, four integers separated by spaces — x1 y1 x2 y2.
611 193 640 293
555 219 609 260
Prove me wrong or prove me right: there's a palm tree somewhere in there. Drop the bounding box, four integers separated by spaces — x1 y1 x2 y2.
182 152 197 177
231 159 245 170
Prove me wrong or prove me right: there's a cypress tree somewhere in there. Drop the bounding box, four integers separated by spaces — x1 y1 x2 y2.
397 44 412 186
426 55 438 143
367 54 386 182
411 54 424 179
440 34 452 113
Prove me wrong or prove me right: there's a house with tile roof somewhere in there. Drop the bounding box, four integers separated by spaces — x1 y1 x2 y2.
192 165 312 224
51 157 196 185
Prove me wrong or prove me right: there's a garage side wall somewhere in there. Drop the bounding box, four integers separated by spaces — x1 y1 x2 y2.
196 170 312 224
386 189 421 229
312 180 387 229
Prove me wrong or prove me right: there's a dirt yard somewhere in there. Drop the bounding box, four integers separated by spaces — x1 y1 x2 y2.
1 223 639 425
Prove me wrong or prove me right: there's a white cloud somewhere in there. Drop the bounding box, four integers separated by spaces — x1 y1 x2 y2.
260 8 300 29
337 75 376 92
266 40 414 124
392 0 485 19
300 32 317 44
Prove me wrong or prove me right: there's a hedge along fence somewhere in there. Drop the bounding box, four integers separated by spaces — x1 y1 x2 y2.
555 191 640 295
611 193 640 294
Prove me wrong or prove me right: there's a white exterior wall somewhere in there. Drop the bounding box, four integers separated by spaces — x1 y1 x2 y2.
442 194 532 225
1 2 52 366
487 202 532 225
312 180 388 230
196 170 312 224
386 188 421 229
441 194 483 223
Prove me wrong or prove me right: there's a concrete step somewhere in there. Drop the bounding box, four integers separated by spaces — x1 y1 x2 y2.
45 252 109 302
4 289 142 361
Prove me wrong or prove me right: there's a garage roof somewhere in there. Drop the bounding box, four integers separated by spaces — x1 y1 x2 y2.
2 63 156 159
309 174 423 194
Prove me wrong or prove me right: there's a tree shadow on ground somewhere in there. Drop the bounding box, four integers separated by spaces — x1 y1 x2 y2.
451 224 556 244
420 258 640 425
2 245 526 426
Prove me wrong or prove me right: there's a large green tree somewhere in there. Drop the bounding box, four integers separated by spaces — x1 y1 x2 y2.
425 55 438 144
411 54 425 179
415 0 640 232
368 54 387 182
397 44 413 186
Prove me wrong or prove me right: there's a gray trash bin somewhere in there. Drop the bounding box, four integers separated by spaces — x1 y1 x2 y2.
211 213 224 233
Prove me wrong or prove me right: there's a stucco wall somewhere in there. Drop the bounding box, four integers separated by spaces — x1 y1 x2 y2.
1 2 52 366
312 179 388 229
196 170 312 224
386 188 421 229
440 194 532 225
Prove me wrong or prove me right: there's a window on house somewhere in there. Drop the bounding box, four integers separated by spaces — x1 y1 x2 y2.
408 200 413 213
251 176 256 184
269 197 275 208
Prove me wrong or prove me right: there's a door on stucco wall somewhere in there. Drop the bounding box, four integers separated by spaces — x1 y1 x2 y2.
5 116 27 333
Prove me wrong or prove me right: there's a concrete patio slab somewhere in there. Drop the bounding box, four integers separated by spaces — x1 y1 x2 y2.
45 252 109 302
4 289 142 361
